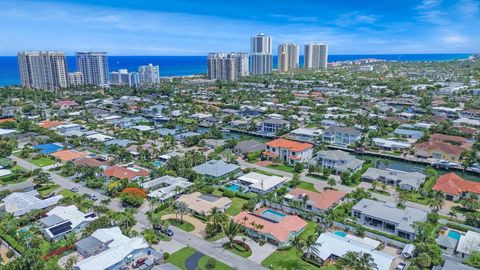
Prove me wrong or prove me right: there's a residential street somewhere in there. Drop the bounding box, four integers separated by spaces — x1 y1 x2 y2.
9 155 123 211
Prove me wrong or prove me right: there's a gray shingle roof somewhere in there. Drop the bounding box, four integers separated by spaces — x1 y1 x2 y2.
192 160 240 178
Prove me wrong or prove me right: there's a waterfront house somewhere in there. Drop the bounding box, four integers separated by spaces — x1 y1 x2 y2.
414 141 466 162
315 150 364 174
260 118 290 134
40 205 97 241
432 173 480 201
352 198 428 240
263 138 313 164
234 209 307 247
361 167 426 191
372 138 412 151
322 126 361 146
192 160 241 180
393 128 424 140
234 139 266 155
288 127 323 143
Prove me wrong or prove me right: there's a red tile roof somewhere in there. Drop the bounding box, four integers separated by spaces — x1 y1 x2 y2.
40 120 65 129
73 157 110 168
51 150 88 162
234 210 307 242
415 141 466 156
0 118 15 123
266 138 313 152
104 166 150 180
432 173 480 196
288 188 346 210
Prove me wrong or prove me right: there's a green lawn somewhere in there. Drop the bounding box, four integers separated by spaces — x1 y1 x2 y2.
31 157 56 167
222 242 252 258
225 197 248 216
368 188 390 196
58 189 79 199
251 168 282 177
166 247 233 270
266 164 295 173
37 184 60 197
168 219 195 232
0 166 29 185
297 181 318 192
403 192 430 205
262 221 320 270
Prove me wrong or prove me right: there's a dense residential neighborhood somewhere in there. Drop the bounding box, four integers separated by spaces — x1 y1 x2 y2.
0 56 480 270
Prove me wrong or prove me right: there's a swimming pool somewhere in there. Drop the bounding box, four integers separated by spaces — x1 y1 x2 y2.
225 184 242 192
335 231 347 237
262 209 286 217
448 230 462 241
152 161 163 167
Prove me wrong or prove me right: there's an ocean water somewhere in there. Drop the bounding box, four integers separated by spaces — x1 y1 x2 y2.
0 54 471 86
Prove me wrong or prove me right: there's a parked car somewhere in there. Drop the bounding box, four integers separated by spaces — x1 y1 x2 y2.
395 262 406 270
91 195 98 201
161 228 174 236
71 187 79 193
133 257 148 267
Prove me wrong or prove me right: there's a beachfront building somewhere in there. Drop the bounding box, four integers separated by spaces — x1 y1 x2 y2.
352 198 428 241
234 209 307 247
18 51 68 91
264 138 313 164
76 52 109 86
249 33 273 75
277 43 299 72
304 43 328 69
138 64 160 85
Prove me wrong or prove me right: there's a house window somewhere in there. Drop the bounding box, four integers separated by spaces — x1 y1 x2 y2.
292 152 296 156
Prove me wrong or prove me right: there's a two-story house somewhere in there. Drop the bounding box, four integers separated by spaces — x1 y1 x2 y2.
316 150 364 174
260 118 290 134
263 138 313 164
322 126 362 147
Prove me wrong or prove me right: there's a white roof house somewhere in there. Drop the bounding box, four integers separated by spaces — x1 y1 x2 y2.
372 138 411 150
312 232 395 270
457 231 480 257
75 227 149 270
142 175 193 201
0 128 18 137
237 172 289 194
0 169 12 177
40 205 97 240
0 190 63 217
85 133 114 142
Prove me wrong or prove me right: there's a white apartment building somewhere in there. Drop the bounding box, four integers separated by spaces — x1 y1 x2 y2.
18 51 68 90
76 52 109 86
110 69 139 87
67 72 85 86
138 63 160 85
304 43 328 69
250 33 273 75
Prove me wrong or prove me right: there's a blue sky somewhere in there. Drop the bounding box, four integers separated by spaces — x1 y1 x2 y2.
1 0 479 55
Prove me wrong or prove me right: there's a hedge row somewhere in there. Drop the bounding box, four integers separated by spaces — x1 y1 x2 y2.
0 228 25 254
193 212 208 221
445 222 469 232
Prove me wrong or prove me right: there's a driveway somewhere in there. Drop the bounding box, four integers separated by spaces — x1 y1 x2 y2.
213 236 276 263
161 214 206 238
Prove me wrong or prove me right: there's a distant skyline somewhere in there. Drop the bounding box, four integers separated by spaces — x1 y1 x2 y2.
1 0 479 55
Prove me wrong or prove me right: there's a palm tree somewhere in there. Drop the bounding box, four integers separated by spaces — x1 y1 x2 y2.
429 191 445 213
291 234 305 254
371 180 379 191
327 177 336 189
175 201 189 223
222 219 240 248
208 207 226 229
338 251 378 270
303 234 321 260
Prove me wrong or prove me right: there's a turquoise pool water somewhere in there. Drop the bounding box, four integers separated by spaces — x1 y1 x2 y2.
225 184 241 192
448 230 462 241
335 231 347 237
262 209 286 217
152 161 162 167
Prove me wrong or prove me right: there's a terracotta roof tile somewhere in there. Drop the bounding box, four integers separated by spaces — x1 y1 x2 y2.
288 188 346 210
104 166 150 180
266 138 313 152
432 173 480 196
